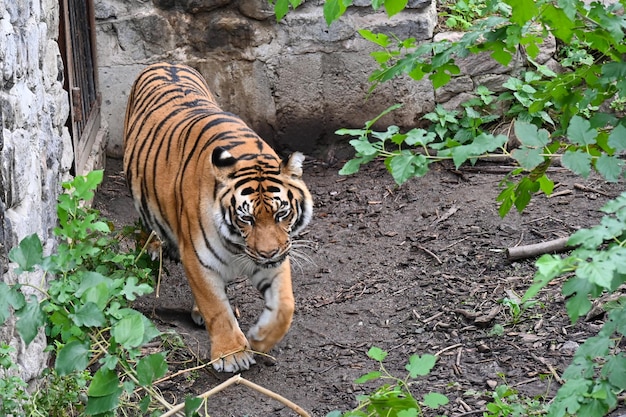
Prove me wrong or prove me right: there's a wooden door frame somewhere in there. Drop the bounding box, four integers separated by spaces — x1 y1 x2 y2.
59 0 102 176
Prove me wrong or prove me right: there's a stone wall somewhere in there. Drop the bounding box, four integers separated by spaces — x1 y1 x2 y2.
0 0 73 381
95 0 438 156
95 0 555 158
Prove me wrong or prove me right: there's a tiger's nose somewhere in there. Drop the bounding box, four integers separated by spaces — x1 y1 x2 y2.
258 248 280 259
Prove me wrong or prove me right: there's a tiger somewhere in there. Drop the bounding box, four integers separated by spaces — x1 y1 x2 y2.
123 62 313 373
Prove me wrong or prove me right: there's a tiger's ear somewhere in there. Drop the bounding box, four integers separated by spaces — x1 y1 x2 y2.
212 147 237 167
211 147 237 182
281 152 304 179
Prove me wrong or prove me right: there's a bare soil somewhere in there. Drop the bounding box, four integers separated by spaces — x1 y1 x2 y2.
94 156 625 417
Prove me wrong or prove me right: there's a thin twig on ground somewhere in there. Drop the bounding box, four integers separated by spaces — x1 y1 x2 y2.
418 245 443 264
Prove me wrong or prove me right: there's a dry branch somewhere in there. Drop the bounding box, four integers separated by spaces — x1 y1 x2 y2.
506 236 574 261
160 374 311 417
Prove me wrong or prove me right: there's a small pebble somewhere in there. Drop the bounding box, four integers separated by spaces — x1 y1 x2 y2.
560 340 579 354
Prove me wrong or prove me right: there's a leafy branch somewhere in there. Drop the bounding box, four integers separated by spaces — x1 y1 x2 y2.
0 171 168 416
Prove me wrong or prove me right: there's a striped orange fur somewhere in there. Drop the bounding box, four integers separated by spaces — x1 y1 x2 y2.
123 62 312 372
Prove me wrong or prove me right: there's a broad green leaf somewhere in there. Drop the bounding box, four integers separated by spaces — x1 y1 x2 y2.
273 0 290 21
603 354 626 390
404 129 436 147
70 301 106 327
121 277 153 301
89 368 120 397
367 346 388 362
324 0 347 26
600 215 626 237
406 354 437 377
446 133 508 169
561 150 592 177
607 246 626 274
601 61 626 82
136 352 168 386
557 0 577 20
562 277 596 322
335 128 368 137
372 125 400 142
537 174 555 196
497 183 515 217
576 260 615 290
55 340 90 375
523 254 567 302
568 228 606 249
111 310 145 349
514 121 550 147
15 295 45 345
339 158 365 176
75 271 112 298
354 371 382 384
397 409 418 417
567 116 598 146
607 124 626 152
0 282 25 325
358 29 390 48
513 176 539 211
8 234 43 273
184 396 203 417
364 104 403 130
595 154 623 182
511 147 544 170
388 153 429 185
70 170 103 202
423 392 449 409
505 0 538 25
576 334 612 361
85 387 123 415
384 0 408 17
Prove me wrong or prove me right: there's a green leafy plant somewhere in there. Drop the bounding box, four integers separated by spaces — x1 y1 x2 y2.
440 0 490 30
310 0 626 215
327 346 449 417
0 344 29 416
520 191 626 417
500 295 541 325
337 102 509 186
485 384 547 417
0 171 167 416
499 70 555 127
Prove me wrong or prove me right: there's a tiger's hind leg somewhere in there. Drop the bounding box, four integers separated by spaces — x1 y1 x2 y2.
182 252 256 373
247 260 295 353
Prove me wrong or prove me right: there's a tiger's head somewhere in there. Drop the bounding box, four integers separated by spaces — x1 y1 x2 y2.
212 147 313 268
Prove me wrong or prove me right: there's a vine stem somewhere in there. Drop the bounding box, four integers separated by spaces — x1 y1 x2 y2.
159 374 311 417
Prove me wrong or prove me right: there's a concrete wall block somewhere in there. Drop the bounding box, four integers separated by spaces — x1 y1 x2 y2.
98 63 145 156
195 58 278 139
354 0 437 41
187 10 274 50
473 73 511 93
238 0 275 21
97 13 177 65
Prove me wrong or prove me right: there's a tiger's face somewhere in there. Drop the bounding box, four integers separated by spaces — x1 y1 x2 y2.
214 150 312 268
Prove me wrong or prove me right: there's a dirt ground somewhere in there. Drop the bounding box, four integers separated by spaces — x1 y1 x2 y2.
94 155 625 417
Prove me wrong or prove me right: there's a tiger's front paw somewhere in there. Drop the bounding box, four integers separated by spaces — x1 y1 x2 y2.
210 331 256 373
211 349 256 373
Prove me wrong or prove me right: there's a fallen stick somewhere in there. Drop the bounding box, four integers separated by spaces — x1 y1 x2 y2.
506 236 573 261
160 373 311 417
